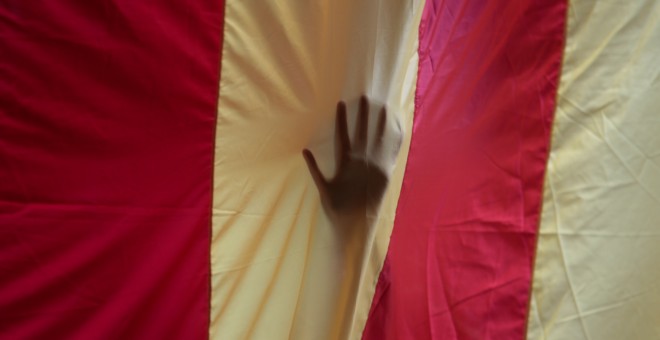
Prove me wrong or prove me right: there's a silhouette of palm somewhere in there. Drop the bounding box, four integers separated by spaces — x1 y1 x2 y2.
303 96 401 221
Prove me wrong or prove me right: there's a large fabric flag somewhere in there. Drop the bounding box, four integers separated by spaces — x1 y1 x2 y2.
1 0 658 339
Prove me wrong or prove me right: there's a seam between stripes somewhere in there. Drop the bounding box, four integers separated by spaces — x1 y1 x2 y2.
522 1 571 339
208 1 229 339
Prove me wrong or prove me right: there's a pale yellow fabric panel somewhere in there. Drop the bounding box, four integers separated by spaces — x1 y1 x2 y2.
211 1 424 339
528 1 660 339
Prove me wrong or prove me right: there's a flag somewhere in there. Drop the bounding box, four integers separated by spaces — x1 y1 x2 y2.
1 0 658 339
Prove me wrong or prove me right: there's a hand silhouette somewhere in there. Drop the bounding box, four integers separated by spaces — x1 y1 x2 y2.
303 96 402 223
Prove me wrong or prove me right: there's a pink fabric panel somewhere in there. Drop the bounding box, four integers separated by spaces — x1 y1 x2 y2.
363 1 566 339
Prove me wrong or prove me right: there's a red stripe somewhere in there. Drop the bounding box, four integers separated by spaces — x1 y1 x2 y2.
0 2 224 338
363 1 566 339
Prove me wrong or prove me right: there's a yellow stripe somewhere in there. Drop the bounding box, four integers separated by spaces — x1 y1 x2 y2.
528 1 660 339
211 1 424 338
